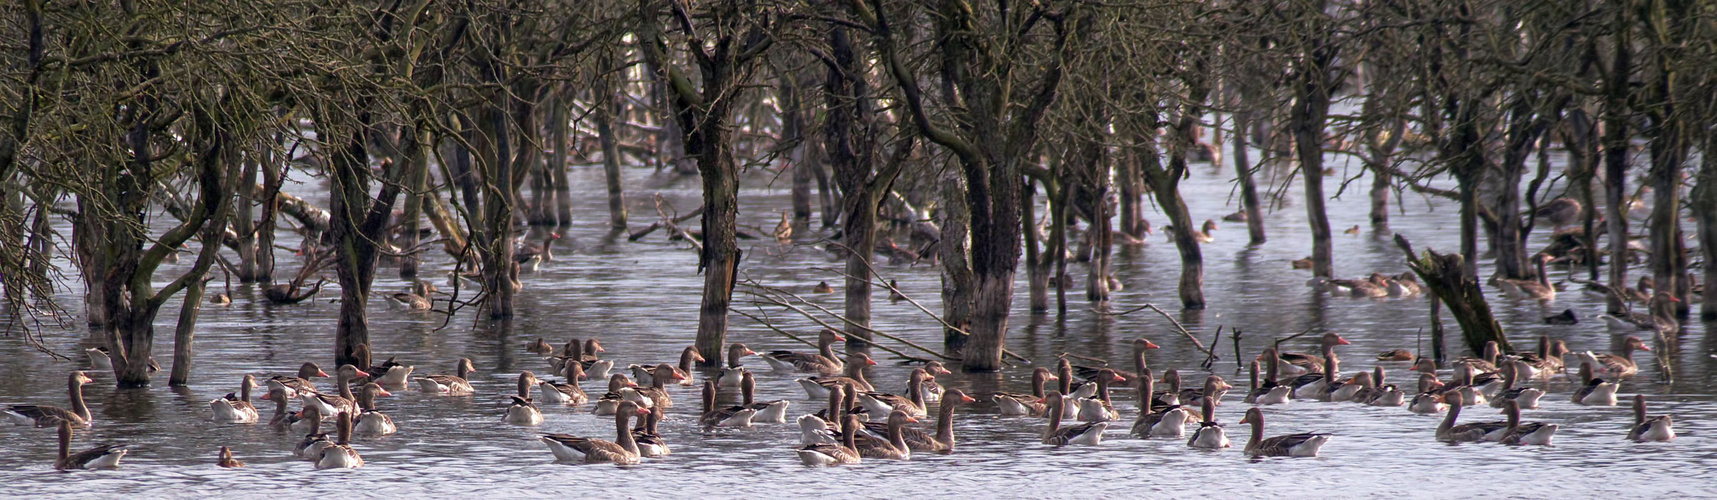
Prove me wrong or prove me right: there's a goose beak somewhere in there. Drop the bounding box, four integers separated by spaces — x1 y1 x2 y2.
1638 345 1652 352
1335 336 1352 345
960 395 977 404
377 388 393 397
317 370 331 378
865 358 878 366
354 370 371 378
1145 341 1161 349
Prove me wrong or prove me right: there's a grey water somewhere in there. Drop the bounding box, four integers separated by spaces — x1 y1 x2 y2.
2 150 1714 498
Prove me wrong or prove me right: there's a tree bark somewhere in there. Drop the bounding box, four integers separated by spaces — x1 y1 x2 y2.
1291 2 1339 278
329 116 405 367
1230 106 1266 244
596 71 627 231
938 173 974 353
1695 133 1717 320
1396 235 1512 356
1601 13 1631 314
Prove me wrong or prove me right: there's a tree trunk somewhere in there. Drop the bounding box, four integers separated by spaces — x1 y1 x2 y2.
1601 10 1632 314
1291 7 1338 279
1023 182 1048 314
1562 109 1601 280
1230 107 1266 243
1396 236 1512 356
781 66 814 222
171 136 239 386
1117 147 1145 239
329 115 404 367
1695 133 1717 320
397 124 431 278
939 173 974 353
233 158 258 281
595 75 627 231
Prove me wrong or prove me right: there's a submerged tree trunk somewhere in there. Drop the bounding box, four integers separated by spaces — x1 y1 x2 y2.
1601 18 1631 314
1024 181 1048 313
1397 235 1512 356
329 112 406 367
1230 106 1265 244
1695 133 1717 320
595 73 627 231
1563 109 1601 281
1291 4 1339 278
938 172 974 354
397 124 431 278
171 133 240 386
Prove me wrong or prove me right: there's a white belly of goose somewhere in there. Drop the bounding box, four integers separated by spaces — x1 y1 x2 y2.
506 405 544 426
210 399 259 424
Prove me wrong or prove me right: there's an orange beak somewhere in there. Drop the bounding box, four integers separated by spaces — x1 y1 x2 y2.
1638 345 1652 352
354 370 371 378
377 388 393 397
960 395 977 404
635 407 651 416
865 358 878 366
1335 336 1352 345
1144 341 1161 349
260 393 272 401
317 370 331 377
1239 415 1252 424
745 349 758 356
833 334 848 342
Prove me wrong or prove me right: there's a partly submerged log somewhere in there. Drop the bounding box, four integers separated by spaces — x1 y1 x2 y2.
1394 234 1512 356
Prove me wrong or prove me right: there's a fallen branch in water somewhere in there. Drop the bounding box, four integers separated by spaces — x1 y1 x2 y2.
811 242 1030 364
1095 302 1215 359
738 277 952 363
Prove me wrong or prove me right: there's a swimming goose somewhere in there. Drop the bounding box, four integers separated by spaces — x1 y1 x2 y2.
855 410 917 460
53 419 125 470
1075 369 1127 422
798 354 877 399
1181 374 1233 408
715 343 759 389
210 374 263 424
1576 336 1650 378
8 371 95 428
1497 254 1556 300
1367 366 1405 407
1571 362 1620 406
541 401 650 465
1408 373 1448 414
414 358 476 395
217 446 244 468
505 372 545 425
918 361 952 404
538 360 589 406
1543 309 1579 325
1517 335 1567 379
302 364 368 419
885 389 974 453
1330 371 1373 402
1187 396 1230 449
1288 339 1343 400
315 412 365 469
1132 368 1192 439
525 338 555 355
262 386 295 430
995 367 1059 416
1071 338 1160 384
1497 399 1557 445
699 380 756 428
859 369 935 419
764 329 847 375
352 345 414 389
632 404 670 457
796 414 862 466
1626 394 1675 442
740 371 790 423
1278 333 1351 377
353 383 396 436
1488 360 1544 410
268 362 329 399
1434 392 1507 443
632 346 704 387
800 384 849 446
1598 292 1680 332
1247 351 1292 405
1388 272 1423 297
593 374 639 416
1375 349 1415 362
631 364 681 409
1454 341 1501 375
1239 407 1330 457
82 348 163 374
387 289 433 311
1448 363 1490 406
1149 368 1183 410
550 339 613 380
812 281 834 294
294 405 333 460
1041 392 1106 446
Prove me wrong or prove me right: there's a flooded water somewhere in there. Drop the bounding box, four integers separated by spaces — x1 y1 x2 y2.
3 148 1714 498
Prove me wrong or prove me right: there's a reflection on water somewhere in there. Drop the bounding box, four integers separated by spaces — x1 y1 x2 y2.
2 161 1713 497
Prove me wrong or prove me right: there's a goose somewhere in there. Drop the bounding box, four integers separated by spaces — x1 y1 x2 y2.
262 386 295 430
1367 366 1406 407
994 367 1058 416
1277 333 1351 377
632 404 670 457
1388 272 1423 297
800 384 851 446
1408 373 1448 414
859 369 935 419
1287 338 1344 400
1571 362 1620 406
887 280 907 301
1454 341 1501 375
1166 219 1219 243
1187 396 1230 449
1041 392 1106 446
764 329 846 375
217 446 244 468
740 371 790 423
8 372 95 428
698 380 756 428
1149 368 1183 410
538 360 590 406
525 338 555 355
1131 368 1192 439
1497 399 1557 445
541 401 650 465
1536 197 1583 229
1497 254 1556 300
315 412 365 469
715 343 759 389
293 405 333 460
80 348 162 374
630 364 682 409
631 346 704 387
1330 276 1387 298
353 383 396 436
1434 392 1508 443
797 353 876 399
301 364 368 418
1489 360 1544 410
593 374 638 416
1071 338 1160 384
268 362 329 398
880 389 974 453
414 358 476 395
352 344 414 389
505 372 545 425
796 414 862 466
918 361 953 404
210 374 263 424
1330 371 1373 402
1247 351 1291 405
1239 407 1330 457
1075 369 1127 422
1599 292 1680 332
387 289 433 311
548 339 613 380
774 211 793 243
812 281 834 294
1375 349 1415 362
1180 374 1232 408
1576 336 1650 378
1626 394 1675 442
1448 363 1490 406
53 419 125 470
1517 335 1567 378
1543 309 1578 325
854 410 917 460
